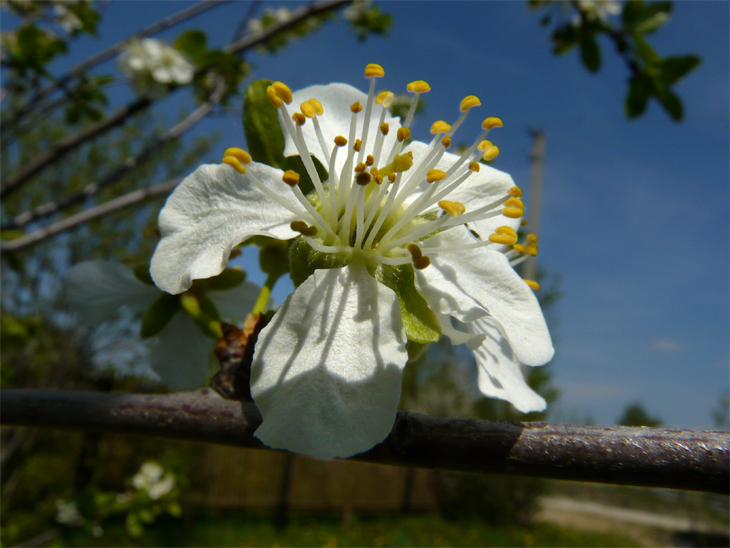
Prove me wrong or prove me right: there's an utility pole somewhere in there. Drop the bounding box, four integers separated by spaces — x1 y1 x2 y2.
523 129 544 282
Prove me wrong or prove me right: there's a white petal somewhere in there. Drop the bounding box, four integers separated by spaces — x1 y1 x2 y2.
66 261 159 324
415 228 553 366
403 140 519 237
250 263 407 460
150 312 213 390
466 316 546 413
151 163 303 294
208 280 260 322
435 313 485 347
282 83 402 176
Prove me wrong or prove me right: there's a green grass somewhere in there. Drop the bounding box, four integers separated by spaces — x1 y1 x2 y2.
58 513 641 547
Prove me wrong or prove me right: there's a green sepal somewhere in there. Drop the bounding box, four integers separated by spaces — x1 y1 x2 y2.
140 293 180 339
242 79 327 196
132 264 155 286
373 263 441 345
194 268 247 292
288 237 349 287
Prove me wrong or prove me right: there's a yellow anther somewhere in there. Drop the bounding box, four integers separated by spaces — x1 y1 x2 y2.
525 244 538 256
524 279 540 291
502 207 523 219
300 101 317 118
224 147 252 164
271 81 292 104
388 173 397 183
478 140 494 152
290 220 318 237
483 146 500 161
406 80 431 93
521 219 528 227
354 162 367 173
334 135 348 147
266 85 282 108
407 243 423 259
495 226 517 238
430 120 451 134
482 117 503 130
370 167 382 184
375 91 394 107
282 170 300 187
307 98 324 115
527 234 538 243
469 161 480 172
489 231 518 245
505 197 525 209
441 136 451 148
379 154 413 177
509 186 523 198
364 63 385 78
350 101 363 113
366 155 375 166
414 256 431 269
397 127 411 142
355 172 372 186
438 200 466 216
460 95 481 112
380 122 390 135
426 169 447 183
513 244 525 253
222 156 246 174
292 112 306 126
353 139 362 152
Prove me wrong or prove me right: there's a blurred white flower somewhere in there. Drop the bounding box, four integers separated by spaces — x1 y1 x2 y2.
53 3 84 33
55 499 84 526
343 0 372 21
147 474 176 500
118 38 193 96
573 0 622 22
132 461 176 499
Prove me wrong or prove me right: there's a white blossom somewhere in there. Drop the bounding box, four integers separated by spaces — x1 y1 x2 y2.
118 38 193 96
55 499 84 526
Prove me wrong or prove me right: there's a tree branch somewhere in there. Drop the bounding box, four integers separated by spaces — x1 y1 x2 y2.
1 0 350 201
2 80 225 235
1 0 231 135
2 389 727 494
0 179 180 253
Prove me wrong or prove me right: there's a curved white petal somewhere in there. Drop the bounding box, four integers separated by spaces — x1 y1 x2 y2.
66 261 159 324
250 263 407 460
466 316 546 413
415 228 553 366
435 313 485 348
150 312 213 390
403 140 519 237
151 163 303 294
282 83 402 177
208 280 261 322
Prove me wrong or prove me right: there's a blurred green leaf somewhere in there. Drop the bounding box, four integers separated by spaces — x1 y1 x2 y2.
140 294 179 339
551 24 578 55
174 29 207 64
580 33 601 72
622 0 644 29
625 73 653 118
195 267 247 292
660 55 701 85
633 35 661 66
133 264 155 285
655 87 683 120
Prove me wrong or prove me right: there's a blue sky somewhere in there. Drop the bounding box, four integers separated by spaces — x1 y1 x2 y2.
5 1 727 428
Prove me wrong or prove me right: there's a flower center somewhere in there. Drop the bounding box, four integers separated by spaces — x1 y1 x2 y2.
221 64 542 290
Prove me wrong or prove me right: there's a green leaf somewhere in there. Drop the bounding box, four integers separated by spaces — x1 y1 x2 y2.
180 293 222 338
243 79 286 169
281 154 327 197
660 55 701 85
625 73 653 118
622 0 644 28
580 34 601 72
633 35 661 66
655 87 683 121
551 24 578 55
634 2 672 33
194 267 247 291
132 264 155 285
259 240 290 278
140 294 180 339
174 30 207 64
373 264 441 345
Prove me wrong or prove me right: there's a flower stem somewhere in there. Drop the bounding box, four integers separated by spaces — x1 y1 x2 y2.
252 273 282 315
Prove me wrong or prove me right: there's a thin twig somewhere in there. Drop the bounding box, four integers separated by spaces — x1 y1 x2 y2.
1 0 350 203
1 0 231 135
2 81 225 236
0 179 180 253
2 389 727 494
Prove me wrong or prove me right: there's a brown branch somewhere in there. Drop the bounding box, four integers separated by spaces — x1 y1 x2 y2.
1 0 350 202
2 80 225 236
1 0 231 135
0 179 180 253
2 389 727 494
